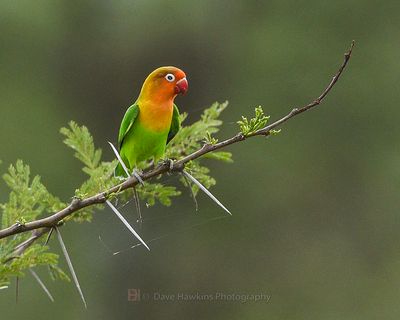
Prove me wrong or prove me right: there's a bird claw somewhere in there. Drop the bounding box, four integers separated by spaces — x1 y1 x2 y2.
132 169 145 186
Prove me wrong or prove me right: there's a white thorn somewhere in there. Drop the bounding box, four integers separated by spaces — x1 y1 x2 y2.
182 170 232 215
29 269 55 302
106 200 150 251
55 227 87 308
108 141 130 177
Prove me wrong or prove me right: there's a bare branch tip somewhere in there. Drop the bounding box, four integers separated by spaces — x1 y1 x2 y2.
346 40 355 58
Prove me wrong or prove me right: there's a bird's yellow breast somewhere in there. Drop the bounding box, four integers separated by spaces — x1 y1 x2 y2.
138 99 173 132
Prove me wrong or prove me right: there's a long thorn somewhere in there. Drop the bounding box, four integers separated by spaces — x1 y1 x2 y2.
132 187 143 227
182 170 232 215
44 227 54 246
55 227 87 308
182 173 198 211
108 142 145 228
105 200 150 251
29 269 54 302
108 141 130 177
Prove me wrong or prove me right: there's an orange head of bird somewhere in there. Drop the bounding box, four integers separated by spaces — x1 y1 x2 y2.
139 66 188 102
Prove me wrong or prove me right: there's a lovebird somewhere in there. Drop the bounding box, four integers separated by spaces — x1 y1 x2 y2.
115 66 188 177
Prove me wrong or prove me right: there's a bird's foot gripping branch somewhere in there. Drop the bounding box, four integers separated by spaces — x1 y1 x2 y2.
0 42 354 304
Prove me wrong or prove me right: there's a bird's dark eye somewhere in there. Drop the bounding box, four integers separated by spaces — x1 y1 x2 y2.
165 73 175 82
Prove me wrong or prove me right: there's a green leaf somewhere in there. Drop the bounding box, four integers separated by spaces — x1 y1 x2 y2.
1 160 64 228
237 106 270 136
203 151 233 163
60 121 102 171
204 131 218 145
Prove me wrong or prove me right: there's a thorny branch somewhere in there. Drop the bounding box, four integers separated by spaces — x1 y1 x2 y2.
0 42 355 250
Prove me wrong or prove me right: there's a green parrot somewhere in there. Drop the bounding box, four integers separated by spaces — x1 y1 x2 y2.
115 66 188 177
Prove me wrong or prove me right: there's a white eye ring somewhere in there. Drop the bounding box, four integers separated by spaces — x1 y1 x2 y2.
165 73 175 82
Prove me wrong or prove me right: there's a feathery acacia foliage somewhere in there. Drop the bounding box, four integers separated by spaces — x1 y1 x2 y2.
0 101 246 291
0 161 68 289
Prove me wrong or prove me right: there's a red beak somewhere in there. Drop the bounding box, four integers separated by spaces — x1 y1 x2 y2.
175 77 188 95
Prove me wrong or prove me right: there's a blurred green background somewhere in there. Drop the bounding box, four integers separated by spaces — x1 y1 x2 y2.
1 0 400 319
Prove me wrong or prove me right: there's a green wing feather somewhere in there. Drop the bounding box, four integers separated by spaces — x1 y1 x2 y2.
167 104 181 144
115 104 139 177
118 104 140 149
